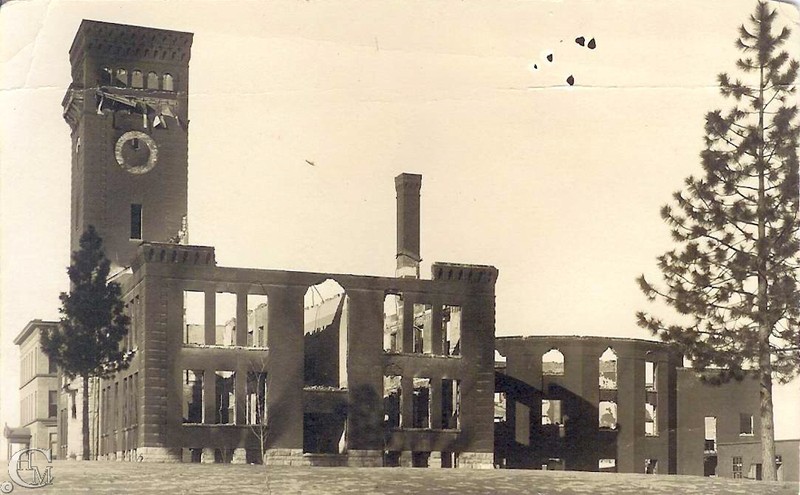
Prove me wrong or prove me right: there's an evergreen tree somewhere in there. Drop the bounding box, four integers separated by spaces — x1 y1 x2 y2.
42 225 132 460
637 2 798 481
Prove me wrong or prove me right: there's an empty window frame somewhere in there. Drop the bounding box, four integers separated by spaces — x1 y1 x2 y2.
704 416 717 452
542 349 565 376
384 375 402 428
541 399 563 425
131 70 144 88
739 413 754 435
645 458 658 474
163 73 174 91
599 347 617 389
383 294 402 353
130 204 143 240
247 294 269 347
182 370 204 423
732 456 743 478
216 292 237 346
599 400 618 429
412 378 431 428
412 304 432 354
645 401 658 436
183 291 205 345
215 371 236 424
246 372 267 425
443 305 461 356
494 392 507 423
146 71 159 89
442 379 460 429
645 361 657 391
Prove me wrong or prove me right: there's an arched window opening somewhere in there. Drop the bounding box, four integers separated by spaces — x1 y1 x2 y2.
542 349 565 376
102 67 113 85
599 347 617 389
115 68 127 87
147 71 159 89
131 70 143 88
163 73 174 91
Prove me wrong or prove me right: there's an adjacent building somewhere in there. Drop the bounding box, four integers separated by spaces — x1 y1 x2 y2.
6 321 60 458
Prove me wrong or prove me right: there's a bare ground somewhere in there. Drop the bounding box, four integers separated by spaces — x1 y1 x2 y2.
6 461 799 495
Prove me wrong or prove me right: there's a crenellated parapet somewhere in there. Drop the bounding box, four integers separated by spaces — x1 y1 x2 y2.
69 20 193 70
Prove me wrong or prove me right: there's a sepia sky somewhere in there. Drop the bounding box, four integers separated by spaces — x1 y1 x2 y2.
1 0 799 447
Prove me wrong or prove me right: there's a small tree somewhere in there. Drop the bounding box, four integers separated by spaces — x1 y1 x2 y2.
42 226 132 460
637 2 798 482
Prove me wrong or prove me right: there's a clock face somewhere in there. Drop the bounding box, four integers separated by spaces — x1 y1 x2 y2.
115 131 158 174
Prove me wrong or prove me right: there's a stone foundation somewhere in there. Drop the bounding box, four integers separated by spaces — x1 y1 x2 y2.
346 450 384 468
136 447 182 463
458 452 494 469
231 448 248 464
201 447 216 464
264 448 305 466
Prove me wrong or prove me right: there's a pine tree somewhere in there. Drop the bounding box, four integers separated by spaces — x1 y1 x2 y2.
637 2 798 481
41 225 132 460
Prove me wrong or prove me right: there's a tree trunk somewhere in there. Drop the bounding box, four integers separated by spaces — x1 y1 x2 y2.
759 328 777 481
82 374 91 461
756 59 777 483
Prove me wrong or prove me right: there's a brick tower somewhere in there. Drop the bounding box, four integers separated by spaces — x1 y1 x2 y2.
62 20 193 269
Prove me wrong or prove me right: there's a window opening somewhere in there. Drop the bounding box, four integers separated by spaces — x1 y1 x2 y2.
599 401 618 429
541 399 563 425
739 413 754 435
645 361 657 391
412 378 431 428
442 379 460 429
732 456 743 478
599 347 617 389
599 458 617 473
383 294 402 353
182 370 203 423
130 204 142 240
412 303 432 354
704 416 717 452
216 292 237 346
183 291 205 345
215 371 235 424
542 349 565 376
147 71 158 89
246 372 267 425
115 68 127 87
247 294 269 347
131 70 143 88
443 305 461 356
163 73 174 91
645 401 658 436
384 375 402 428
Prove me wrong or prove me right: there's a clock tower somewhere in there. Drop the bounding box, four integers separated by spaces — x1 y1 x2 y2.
62 20 193 268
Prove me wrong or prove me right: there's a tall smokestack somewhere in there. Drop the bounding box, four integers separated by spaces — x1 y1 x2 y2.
395 173 422 278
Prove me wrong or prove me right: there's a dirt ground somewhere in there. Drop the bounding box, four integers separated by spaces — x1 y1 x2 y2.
4 460 798 494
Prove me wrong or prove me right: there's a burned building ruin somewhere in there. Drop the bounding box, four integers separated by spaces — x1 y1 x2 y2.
7 20 768 477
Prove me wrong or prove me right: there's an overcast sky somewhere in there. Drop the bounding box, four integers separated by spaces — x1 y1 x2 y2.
1 0 798 449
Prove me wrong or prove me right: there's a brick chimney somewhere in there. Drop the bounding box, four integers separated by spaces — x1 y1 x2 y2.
395 173 422 278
